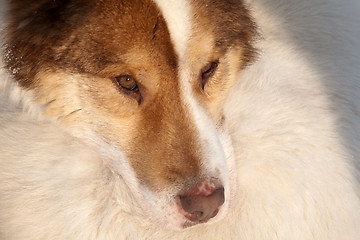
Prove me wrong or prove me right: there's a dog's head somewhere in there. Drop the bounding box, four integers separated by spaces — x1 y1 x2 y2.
4 0 256 229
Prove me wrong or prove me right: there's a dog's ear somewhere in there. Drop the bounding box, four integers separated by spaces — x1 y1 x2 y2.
4 0 92 87
7 0 87 33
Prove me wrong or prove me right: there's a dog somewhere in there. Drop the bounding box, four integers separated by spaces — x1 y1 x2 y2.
0 0 359 239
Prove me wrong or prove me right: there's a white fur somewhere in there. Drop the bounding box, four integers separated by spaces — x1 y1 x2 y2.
153 0 191 60
155 0 235 222
1 0 360 239
155 0 234 225
178 67 235 223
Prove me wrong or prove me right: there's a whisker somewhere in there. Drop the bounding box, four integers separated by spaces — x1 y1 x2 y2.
58 108 82 121
42 99 56 109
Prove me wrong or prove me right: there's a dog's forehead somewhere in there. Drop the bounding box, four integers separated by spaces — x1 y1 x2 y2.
5 0 255 88
67 0 179 75
153 0 192 61
5 0 178 85
153 0 256 67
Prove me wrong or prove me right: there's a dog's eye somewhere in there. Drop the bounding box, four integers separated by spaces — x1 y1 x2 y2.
112 75 142 104
114 75 138 91
201 61 219 89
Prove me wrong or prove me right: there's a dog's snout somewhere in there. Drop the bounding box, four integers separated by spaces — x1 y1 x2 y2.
178 181 225 223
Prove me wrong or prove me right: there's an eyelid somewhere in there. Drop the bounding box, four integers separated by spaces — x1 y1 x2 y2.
201 60 219 89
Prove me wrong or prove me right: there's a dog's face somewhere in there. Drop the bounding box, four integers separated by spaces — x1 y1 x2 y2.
4 0 255 229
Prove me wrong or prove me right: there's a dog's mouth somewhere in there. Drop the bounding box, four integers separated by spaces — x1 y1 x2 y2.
175 180 225 228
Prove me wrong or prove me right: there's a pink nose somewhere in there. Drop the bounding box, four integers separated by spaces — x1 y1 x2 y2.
178 181 225 223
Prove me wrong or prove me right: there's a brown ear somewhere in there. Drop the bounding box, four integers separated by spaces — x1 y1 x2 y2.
4 0 92 88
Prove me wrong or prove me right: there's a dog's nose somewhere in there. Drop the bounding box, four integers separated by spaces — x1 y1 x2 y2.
179 181 225 222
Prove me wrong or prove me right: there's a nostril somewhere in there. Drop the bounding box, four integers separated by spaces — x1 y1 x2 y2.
179 186 225 222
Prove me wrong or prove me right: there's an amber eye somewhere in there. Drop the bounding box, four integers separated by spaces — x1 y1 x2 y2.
114 75 138 91
112 75 142 105
201 61 219 89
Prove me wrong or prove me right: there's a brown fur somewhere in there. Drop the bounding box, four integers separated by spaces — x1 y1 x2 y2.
189 0 257 64
3 0 256 191
187 0 257 119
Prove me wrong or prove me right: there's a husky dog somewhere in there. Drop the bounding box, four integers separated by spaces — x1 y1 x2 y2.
0 0 359 239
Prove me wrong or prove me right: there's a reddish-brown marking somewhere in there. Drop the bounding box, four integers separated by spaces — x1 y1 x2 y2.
186 0 257 120
3 0 257 191
4 0 203 191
